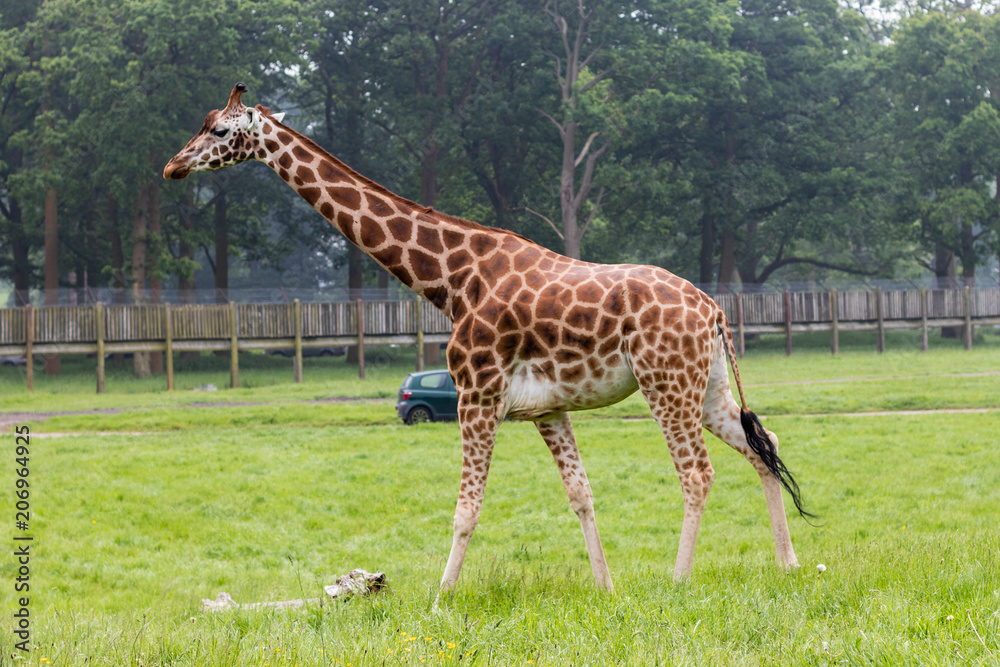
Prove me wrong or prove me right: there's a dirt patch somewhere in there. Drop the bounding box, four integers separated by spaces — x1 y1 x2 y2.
0 409 126 431
1 396 392 431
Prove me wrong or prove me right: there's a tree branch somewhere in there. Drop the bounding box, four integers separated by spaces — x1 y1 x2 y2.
577 65 615 95
757 256 878 284
536 108 567 140
201 245 216 275
522 206 564 239
579 185 605 239
574 132 599 168
572 142 608 212
913 252 936 272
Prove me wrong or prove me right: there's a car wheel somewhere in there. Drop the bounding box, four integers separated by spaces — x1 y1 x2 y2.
406 407 433 425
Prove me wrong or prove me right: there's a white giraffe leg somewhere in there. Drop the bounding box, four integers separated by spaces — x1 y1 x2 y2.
702 347 798 568
535 412 613 591
436 405 500 603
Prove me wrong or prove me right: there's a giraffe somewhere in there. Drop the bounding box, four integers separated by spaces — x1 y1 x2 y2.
164 83 811 597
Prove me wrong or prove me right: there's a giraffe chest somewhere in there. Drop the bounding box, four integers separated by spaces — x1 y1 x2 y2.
503 354 639 421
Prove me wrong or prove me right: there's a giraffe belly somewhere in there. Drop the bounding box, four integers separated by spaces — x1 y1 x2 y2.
504 358 639 421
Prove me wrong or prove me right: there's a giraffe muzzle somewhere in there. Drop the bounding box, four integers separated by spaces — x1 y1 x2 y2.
162 160 191 180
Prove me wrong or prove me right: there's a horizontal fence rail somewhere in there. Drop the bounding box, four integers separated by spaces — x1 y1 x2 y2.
2 287 998 393
2 288 999 348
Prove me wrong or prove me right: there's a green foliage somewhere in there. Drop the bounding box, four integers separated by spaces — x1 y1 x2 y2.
885 9 1000 280
2 1 999 297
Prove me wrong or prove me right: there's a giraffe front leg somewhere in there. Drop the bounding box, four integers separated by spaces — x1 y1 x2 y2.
535 413 613 592
436 405 500 604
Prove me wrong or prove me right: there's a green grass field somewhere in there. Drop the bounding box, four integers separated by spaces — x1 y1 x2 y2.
1 330 998 665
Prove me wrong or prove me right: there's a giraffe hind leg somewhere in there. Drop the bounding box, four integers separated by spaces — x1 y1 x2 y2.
701 347 801 568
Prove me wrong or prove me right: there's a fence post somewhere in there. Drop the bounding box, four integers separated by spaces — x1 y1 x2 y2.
920 287 928 352
735 293 745 359
356 298 365 380
830 289 839 355
416 298 425 371
24 304 33 393
963 285 972 350
95 302 105 394
293 299 303 383
165 303 174 391
876 288 884 354
229 301 239 389
783 290 792 356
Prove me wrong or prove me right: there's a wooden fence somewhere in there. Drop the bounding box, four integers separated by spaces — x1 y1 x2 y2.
1 287 998 393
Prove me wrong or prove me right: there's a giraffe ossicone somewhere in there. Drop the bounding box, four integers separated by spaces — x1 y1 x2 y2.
164 83 810 598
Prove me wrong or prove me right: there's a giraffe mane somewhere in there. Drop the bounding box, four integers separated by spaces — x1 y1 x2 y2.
253 104 535 243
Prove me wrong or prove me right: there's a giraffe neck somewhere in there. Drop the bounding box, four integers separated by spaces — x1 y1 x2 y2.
255 114 515 318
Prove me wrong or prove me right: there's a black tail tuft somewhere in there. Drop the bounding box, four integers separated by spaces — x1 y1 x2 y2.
740 409 819 522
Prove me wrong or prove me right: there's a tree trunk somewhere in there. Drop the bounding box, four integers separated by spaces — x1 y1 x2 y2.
10 200 30 307
132 186 151 378
699 211 714 286
718 228 736 293
958 162 976 288
108 195 127 364
178 185 197 301
935 243 958 338
178 186 199 358
147 178 163 374
43 186 60 374
8 149 30 306
214 187 228 304
739 219 760 285
213 186 230 358
560 119 582 260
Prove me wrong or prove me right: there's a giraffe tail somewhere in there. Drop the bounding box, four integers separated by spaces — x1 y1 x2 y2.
717 309 817 521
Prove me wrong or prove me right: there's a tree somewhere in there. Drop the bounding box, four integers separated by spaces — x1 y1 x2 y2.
886 10 1000 287
606 0 901 287
531 0 628 260
0 0 42 305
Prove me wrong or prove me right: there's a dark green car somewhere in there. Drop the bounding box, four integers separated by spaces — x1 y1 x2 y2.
395 370 459 425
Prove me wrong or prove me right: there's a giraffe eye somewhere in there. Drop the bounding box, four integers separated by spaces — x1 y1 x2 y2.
212 127 229 138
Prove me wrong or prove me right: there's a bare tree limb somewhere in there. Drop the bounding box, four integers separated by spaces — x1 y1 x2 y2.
580 186 605 239
523 206 565 239
536 108 567 140
913 252 936 272
543 48 565 91
574 132 600 168
757 256 879 284
578 65 615 96
572 142 608 212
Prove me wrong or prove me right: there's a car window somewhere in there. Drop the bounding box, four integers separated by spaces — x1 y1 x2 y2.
417 373 446 389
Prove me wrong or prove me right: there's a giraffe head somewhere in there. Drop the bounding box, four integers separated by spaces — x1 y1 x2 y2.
163 83 283 180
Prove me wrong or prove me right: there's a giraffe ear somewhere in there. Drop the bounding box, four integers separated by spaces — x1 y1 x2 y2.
271 112 286 123
244 108 258 129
